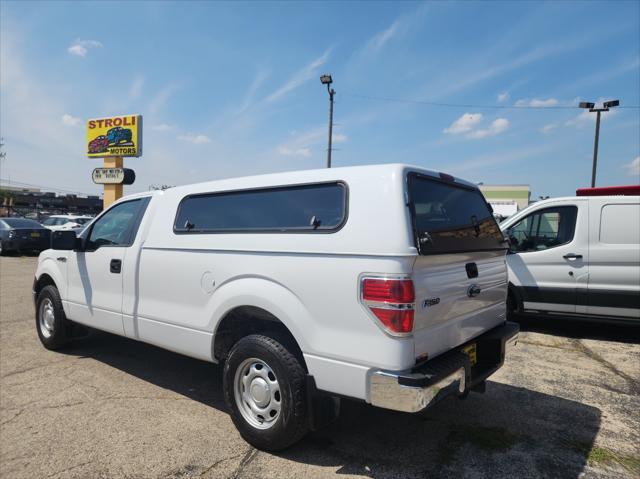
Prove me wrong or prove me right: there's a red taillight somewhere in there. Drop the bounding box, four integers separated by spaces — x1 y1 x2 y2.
361 277 415 335
369 308 414 334
362 278 415 303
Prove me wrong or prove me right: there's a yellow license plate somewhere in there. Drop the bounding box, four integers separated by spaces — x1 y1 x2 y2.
462 343 477 367
31 232 40 238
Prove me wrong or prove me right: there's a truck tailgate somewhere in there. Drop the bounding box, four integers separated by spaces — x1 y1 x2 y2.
412 251 507 361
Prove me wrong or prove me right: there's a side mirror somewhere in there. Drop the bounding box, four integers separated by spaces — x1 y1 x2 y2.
51 230 77 251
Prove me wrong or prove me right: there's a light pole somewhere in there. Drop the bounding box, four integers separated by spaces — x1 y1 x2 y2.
320 74 335 168
579 100 619 187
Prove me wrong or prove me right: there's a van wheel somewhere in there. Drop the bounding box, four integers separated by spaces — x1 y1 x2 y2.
223 334 308 451
35 285 70 350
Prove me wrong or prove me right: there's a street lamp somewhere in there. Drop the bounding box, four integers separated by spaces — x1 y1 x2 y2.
579 99 620 187
320 74 335 168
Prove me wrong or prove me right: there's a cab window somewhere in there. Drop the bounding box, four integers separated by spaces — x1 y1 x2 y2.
86 199 147 249
507 206 577 252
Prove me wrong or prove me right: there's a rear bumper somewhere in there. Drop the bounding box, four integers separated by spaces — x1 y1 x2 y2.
369 321 519 413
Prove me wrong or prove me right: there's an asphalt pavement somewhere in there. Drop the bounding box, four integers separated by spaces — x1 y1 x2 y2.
1 256 639 478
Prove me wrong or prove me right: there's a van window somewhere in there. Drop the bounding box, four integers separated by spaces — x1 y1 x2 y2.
507 206 577 252
600 204 640 244
174 182 347 233
408 174 505 254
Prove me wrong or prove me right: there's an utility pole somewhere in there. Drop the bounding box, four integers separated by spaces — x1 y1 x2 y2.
579 100 619 187
320 74 335 168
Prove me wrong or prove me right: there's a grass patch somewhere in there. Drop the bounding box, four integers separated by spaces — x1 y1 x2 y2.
437 425 519 466
570 441 640 474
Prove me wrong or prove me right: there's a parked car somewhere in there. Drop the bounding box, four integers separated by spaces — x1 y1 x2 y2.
33 164 518 450
106 127 132 145
88 135 109 153
41 215 93 232
501 185 640 322
0 218 51 255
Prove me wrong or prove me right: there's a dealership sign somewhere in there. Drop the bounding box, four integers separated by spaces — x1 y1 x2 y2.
92 168 136 185
86 114 142 158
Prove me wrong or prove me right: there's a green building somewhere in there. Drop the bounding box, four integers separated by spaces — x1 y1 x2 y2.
479 184 531 216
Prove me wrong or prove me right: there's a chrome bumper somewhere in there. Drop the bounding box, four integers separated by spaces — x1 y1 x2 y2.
370 367 466 413
369 321 519 414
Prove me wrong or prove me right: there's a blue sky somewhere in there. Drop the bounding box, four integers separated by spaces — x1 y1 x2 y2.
1 0 639 198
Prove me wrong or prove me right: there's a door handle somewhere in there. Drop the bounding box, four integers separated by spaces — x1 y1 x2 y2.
563 253 583 260
467 284 482 297
110 259 122 274
56 257 67 262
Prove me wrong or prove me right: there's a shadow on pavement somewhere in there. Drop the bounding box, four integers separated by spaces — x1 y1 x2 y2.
61 330 602 478
515 314 640 344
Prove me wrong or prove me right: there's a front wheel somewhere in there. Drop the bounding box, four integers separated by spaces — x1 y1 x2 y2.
223 334 309 451
35 285 70 350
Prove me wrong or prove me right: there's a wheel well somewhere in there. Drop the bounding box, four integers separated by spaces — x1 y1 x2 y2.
213 306 306 370
507 283 523 313
34 274 57 296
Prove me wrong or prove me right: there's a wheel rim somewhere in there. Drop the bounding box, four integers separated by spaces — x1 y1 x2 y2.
39 298 55 339
234 357 281 430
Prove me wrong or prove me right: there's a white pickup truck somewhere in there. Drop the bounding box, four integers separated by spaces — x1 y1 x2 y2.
34 164 518 450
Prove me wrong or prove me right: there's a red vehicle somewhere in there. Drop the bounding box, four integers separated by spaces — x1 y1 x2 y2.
88 135 109 154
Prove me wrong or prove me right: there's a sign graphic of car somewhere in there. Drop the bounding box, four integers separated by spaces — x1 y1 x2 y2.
88 135 109 153
106 127 133 145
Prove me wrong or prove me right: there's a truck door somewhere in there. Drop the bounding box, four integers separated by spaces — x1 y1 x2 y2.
504 201 587 314
66 198 149 334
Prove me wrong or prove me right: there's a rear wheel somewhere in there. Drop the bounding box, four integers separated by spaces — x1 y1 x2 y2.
36 285 70 350
223 334 308 451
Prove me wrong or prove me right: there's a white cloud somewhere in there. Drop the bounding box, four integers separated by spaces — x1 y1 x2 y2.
148 83 180 116
444 114 509 139
274 126 347 160
61 113 82 127
623 156 640 176
277 146 312 157
67 39 103 57
265 48 331 103
467 118 510 139
515 98 558 107
444 113 483 134
178 133 211 144
367 20 401 52
128 75 144 100
151 123 174 131
540 123 558 134
497 92 510 103
565 108 616 127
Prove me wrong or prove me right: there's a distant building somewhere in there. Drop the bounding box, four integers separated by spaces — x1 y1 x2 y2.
0 186 102 217
479 184 531 211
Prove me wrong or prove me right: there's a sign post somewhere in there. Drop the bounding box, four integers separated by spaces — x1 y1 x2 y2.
86 114 142 209
102 156 123 207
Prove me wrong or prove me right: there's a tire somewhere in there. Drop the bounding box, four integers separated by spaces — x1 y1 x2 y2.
223 334 309 451
0 240 4 256
35 285 70 350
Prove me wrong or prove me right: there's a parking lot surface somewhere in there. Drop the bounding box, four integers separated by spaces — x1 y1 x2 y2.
1 256 639 478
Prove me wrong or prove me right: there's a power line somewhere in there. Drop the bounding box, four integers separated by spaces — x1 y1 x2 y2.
342 92 640 110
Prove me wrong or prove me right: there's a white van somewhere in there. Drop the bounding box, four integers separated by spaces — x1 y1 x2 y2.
500 186 640 322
